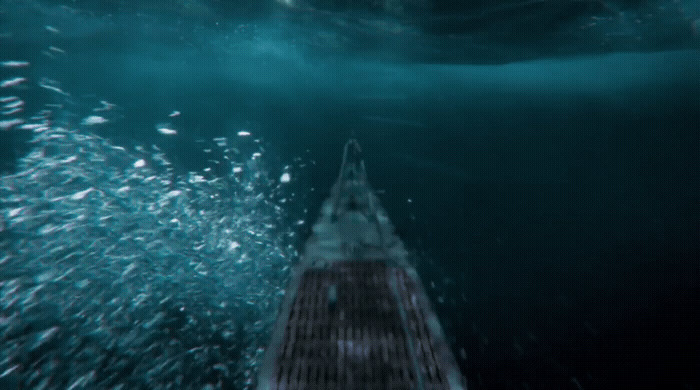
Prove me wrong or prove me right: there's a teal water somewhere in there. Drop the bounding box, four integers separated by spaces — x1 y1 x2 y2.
1 1 698 389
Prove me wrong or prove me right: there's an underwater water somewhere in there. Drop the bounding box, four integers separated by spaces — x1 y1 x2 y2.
1 0 699 389
0 128 296 389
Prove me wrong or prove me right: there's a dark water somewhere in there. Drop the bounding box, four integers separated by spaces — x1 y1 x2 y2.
1 1 698 389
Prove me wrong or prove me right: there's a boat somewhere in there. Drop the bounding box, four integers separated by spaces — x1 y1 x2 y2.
257 139 465 389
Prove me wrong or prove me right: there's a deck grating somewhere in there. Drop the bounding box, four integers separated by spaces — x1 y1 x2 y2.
269 261 451 390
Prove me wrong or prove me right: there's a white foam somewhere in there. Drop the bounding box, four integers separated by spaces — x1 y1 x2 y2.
81 115 107 125
8 207 23 218
157 127 177 135
0 77 26 88
1 107 22 115
1 61 29 68
60 155 78 163
0 118 23 130
2 100 23 109
71 188 93 200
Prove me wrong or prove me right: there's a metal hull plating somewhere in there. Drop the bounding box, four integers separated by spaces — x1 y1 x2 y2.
257 140 465 389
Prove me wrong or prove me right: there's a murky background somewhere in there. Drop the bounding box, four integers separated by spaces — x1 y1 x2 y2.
1 1 698 389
